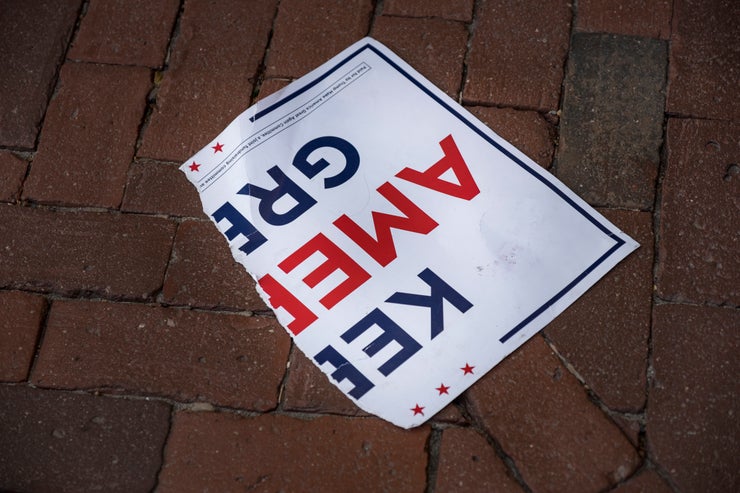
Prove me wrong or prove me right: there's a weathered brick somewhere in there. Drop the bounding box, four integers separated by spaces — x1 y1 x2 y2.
610 469 674 493
546 210 653 411
138 0 277 162
436 428 524 492
667 0 740 120
254 78 292 102
556 34 666 209
383 0 474 22
467 106 555 168
577 0 672 39
121 160 206 218
0 385 169 493
371 16 468 97
31 300 290 410
0 291 46 381
157 412 429 492
162 220 267 310
23 63 151 208
0 152 28 202
0 0 81 148
657 119 739 305
648 304 739 492
0 205 175 299
464 0 571 110
266 0 373 78
68 0 179 67
466 337 640 492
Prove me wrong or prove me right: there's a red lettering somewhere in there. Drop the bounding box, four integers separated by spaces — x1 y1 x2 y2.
333 182 438 267
258 274 317 335
278 233 371 309
396 134 480 200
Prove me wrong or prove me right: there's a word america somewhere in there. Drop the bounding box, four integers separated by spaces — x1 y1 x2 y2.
213 134 480 399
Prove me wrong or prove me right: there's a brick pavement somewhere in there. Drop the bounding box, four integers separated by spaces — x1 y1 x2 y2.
1 1 737 491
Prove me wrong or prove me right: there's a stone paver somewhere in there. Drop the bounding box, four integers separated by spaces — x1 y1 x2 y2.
69 0 179 67
464 0 571 110
0 385 170 493
0 205 175 299
23 62 151 208
121 160 206 218
610 469 674 493
383 0 474 22
0 0 81 148
657 118 739 305
576 0 672 39
0 152 28 202
648 304 739 492
0 291 46 382
556 33 666 209
157 412 429 492
31 300 290 410
466 337 640 492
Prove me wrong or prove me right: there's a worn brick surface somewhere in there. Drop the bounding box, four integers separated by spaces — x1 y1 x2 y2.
23 63 151 208
667 0 740 120
0 291 46 381
266 0 373 78
648 304 739 492
436 428 523 492
254 78 293 102
467 106 555 168
546 210 653 411
657 119 739 305
162 221 268 310
577 0 672 39
467 337 640 492
68 0 179 67
371 16 468 97
0 385 169 493
610 469 674 493
32 300 289 410
556 34 666 209
158 412 429 492
464 0 571 110
0 152 28 202
138 0 277 162
0 0 81 148
0 205 175 299
121 160 206 217
383 0 474 21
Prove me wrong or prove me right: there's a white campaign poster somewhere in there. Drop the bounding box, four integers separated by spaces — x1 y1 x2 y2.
180 37 638 428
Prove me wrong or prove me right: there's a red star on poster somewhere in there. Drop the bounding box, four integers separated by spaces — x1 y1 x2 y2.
411 404 424 416
189 161 201 172
461 363 475 375
212 142 224 153
436 383 450 395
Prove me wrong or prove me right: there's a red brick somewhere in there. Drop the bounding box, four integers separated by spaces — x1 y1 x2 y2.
0 291 46 381
577 0 672 39
667 0 740 120
31 300 290 410
611 469 674 493
436 428 524 492
138 0 277 162
467 337 640 491
383 0 474 22
0 205 175 299
266 0 373 78
121 160 206 218
657 119 739 305
464 0 571 110
157 412 429 492
371 16 468 97
68 0 179 67
546 210 653 411
23 63 151 208
254 78 293 102
467 106 555 168
431 403 466 425
162 221 267 310
0 385 169 492
0 0 81 148
648 304 739 492
0 152 28 202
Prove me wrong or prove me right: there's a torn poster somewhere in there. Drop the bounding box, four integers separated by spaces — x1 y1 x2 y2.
180 37 638 428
